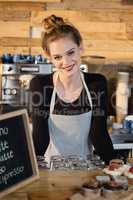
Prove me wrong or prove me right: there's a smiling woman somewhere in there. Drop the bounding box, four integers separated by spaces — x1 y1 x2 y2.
30 15 116 166
49 37 83 102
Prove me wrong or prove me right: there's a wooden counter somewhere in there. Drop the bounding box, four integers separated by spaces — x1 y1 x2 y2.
1 169 133 200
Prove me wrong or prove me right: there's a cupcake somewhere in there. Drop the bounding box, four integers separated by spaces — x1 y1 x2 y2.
124 166 133 184
103 180 125 191
103 159 130 176
82 177 100 192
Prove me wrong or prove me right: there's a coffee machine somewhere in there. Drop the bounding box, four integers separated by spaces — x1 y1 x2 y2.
1 62 53 113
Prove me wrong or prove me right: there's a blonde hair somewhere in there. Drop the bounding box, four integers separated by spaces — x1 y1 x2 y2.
41 15 82 56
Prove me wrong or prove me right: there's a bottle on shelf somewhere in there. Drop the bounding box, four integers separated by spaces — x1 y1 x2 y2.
116 72 129 124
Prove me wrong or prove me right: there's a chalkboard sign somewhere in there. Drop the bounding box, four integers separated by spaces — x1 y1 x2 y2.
0 109 39 199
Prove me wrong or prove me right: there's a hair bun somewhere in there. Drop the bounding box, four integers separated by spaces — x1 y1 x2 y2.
42 15 65 33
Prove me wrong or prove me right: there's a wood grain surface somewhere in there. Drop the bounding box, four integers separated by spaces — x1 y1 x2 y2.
0 0 133 59
1 169 133 200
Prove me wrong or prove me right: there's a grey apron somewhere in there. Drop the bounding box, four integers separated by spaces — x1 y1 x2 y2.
45 72 93 165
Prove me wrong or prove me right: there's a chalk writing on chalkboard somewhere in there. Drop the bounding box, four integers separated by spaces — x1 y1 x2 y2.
0 109 39 199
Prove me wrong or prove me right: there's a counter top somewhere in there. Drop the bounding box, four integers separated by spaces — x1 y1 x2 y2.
1 169 133 200
110 130 133 150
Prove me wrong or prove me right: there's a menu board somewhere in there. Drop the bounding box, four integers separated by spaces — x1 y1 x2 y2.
0 109 39 199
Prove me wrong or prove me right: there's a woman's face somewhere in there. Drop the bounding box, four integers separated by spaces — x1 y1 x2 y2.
49 37 83 77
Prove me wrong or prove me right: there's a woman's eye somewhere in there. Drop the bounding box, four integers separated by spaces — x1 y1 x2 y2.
68 51 74 56
54 56 61 60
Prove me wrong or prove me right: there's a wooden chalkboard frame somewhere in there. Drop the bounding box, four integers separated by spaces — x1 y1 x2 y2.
0 109 39 199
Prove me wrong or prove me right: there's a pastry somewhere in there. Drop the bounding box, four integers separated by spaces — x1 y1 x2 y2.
103 180 125 191
124 166 133 179
103 159 130 176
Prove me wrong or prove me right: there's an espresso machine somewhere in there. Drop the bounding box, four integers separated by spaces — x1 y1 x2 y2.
1 60 53 113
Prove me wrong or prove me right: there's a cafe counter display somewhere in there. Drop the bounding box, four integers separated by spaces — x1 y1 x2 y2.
0 109 133 200
1 156 133 200
1 167 133 200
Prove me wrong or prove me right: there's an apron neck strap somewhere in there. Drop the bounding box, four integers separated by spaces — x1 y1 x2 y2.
50 71 93 114
80 72 93 109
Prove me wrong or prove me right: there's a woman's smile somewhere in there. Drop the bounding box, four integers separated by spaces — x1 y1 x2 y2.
62 64 75 71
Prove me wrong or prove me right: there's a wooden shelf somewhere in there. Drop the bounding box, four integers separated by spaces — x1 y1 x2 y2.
0 0 61 2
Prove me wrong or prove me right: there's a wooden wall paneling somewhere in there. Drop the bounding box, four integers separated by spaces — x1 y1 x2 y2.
126 23 133 39
30 10 133 40
84 39 133 52
31 11 128 39
29 38 41 47
30 26 43 38
0 11 31 21
1 37 29 47
31 21 127 39
0 22 30 37
31 11 131 41
0 0 61 2
31 47 44 55
81 32 127 40
0 0 132 61
83 50 133 59
72 22 127 41
46 0 133 10
31 10 133 25
1 37 41 47
83 39 133 58
2 47 30 55
119 11 133 22
31 26 127 40
0 37 2 46
73 22 126 33
0 3 46 11
0 46 3 55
